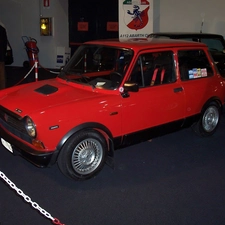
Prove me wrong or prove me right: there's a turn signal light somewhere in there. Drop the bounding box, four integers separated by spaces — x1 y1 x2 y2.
32 139 45 149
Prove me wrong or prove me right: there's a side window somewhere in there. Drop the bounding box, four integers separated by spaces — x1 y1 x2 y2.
129 51 176 87
178 49 214 81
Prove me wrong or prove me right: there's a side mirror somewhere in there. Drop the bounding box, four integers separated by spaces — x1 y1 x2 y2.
123 81 139 92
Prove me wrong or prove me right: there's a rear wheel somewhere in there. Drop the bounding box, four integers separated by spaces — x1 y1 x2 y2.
193 102 220 137
58 129 107 180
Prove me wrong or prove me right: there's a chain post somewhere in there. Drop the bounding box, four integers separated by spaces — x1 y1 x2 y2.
52 218 65 225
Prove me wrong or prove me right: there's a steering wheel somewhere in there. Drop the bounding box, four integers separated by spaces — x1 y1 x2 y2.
109 71 122 83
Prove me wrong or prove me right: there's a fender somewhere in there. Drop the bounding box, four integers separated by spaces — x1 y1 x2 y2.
182 96 223 129
201 96 223 113
49 122 117 167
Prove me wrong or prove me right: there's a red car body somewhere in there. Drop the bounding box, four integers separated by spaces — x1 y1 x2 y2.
0 38 224 180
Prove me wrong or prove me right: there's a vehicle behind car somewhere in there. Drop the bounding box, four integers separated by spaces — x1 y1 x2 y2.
148 32 225 77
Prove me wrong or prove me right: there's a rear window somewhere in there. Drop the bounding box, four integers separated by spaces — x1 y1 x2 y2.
178 49 213 81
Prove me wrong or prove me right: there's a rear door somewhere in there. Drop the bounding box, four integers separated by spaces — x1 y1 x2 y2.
176 48 217 117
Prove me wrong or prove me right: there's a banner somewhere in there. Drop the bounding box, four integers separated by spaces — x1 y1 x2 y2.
119 0 153 39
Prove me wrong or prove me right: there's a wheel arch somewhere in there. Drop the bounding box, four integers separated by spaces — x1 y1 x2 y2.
201 96 223 113
191 96 222 137
55 122 115 165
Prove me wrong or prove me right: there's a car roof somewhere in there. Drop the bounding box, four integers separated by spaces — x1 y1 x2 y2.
149 32 224 39
84 38 207 50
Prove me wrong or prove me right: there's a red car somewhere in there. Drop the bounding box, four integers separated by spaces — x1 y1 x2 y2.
0 38 224 180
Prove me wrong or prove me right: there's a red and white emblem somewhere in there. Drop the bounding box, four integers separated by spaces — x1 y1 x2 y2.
122 0 150 31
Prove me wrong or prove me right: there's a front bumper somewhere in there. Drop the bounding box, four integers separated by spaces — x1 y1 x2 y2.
0 105 59 167
0 126 58 167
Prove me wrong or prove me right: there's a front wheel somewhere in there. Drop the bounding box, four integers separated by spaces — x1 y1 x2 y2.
58 129 107 180
193 102 220 137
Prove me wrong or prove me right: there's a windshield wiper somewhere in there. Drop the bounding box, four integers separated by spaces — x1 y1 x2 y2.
59 70 96 88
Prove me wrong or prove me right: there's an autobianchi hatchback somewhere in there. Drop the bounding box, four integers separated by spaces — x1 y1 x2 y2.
0 38 224 180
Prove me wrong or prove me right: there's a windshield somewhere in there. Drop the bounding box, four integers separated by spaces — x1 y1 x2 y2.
59 45 133 90
200 38 225 52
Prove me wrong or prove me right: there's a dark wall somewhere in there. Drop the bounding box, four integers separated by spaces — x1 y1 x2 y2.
69 0 118 53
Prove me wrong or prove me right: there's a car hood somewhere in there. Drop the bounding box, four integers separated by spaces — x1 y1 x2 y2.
0 79 106 117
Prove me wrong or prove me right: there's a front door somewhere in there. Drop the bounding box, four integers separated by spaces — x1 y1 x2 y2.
121 50 185 143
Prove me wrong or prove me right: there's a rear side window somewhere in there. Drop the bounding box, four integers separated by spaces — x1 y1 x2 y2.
178 49 213 81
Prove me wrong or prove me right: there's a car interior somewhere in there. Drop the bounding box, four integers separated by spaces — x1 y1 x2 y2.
129 51 176 87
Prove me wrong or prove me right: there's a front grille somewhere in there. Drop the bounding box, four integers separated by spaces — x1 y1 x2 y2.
0 106 32 144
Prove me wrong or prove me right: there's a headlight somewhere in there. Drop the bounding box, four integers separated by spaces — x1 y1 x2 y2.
25 117 36 137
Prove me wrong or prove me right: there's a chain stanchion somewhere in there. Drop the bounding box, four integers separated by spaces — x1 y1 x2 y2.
0 170 65 225
39 63 60 74
35 60 39 82
13 61 59 87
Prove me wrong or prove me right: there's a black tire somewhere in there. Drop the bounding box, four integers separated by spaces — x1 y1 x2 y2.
57 129 107 180
192 102 220 137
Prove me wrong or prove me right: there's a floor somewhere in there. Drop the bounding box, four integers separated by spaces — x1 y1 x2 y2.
0 66 225 225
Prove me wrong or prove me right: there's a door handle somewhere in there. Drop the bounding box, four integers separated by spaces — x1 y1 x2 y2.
174 87 183 93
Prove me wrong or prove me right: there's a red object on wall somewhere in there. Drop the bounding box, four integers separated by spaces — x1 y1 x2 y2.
107 22 118 31
43 0 50 7
77 22 89 31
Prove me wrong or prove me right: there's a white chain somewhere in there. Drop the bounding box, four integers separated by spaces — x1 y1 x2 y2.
0 170 65 225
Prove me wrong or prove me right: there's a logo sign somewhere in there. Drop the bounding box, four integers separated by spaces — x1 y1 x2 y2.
119 0 153 39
